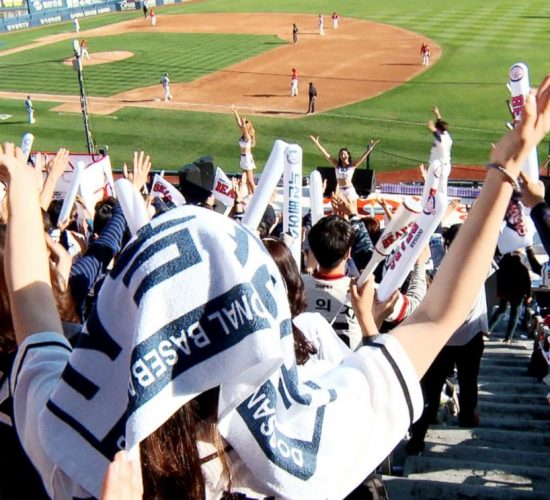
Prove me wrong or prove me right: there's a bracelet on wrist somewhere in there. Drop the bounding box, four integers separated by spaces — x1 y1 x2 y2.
485 163 520 191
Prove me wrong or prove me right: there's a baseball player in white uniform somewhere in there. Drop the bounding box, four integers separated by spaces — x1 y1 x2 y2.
25 96 35 124
290 68 298 97
73 17 80 33
160 73 172 101
319 14 325 36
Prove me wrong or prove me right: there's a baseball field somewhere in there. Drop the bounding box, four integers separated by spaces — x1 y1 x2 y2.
1 0 550 174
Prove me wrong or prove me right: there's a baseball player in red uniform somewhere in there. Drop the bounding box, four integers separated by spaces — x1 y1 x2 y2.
421 43 431 66
80 39 90 60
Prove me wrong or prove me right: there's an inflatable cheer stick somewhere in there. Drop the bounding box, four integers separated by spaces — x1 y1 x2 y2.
20 133 34 163
377 192 447 302
357 198 422 287
309 170 324 225
115 178 150 236
242 139 287 230
57 161 84 228
508 63 539 181
283 144 303 268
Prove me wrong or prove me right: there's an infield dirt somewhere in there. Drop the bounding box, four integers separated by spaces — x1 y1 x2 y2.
0 12 440 117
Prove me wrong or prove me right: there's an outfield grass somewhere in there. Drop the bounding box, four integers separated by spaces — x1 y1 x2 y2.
1 0 550 173
0 33 278 96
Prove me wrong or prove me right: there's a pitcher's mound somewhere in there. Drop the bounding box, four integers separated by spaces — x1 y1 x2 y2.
63 51 134 67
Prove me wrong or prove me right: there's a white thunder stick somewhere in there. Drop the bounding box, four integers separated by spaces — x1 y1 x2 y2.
114 178 150 236
57 161 85 228
283 144 303 268
508 63 539 180
357 198 422 287
309 170 324 225
20 133 34 162
377 192 447 302
242 139 287 230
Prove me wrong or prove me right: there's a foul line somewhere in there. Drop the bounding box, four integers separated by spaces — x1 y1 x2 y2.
322 111 504 134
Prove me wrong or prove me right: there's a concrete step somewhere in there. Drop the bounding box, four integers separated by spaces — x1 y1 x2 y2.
479 364 530 377
483 339 532 347
478 393 548 405
383 476 549 499
480 356 532 367
424 427 550 453
478 381 547 395
482 347 533 357
478 374 541 385
403 456 550 490
423 442 550 468
476 401 550 420
465 416 549 432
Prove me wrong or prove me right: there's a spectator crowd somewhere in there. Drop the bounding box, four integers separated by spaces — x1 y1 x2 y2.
2 75 550 500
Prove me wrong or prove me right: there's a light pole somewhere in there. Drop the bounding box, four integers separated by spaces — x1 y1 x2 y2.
72 39 95 154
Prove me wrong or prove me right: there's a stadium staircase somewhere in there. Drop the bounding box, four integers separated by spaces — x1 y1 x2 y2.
384 332 550 499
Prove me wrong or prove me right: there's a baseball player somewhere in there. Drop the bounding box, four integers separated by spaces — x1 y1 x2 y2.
307 82 317 114
292 23 299 44
73 17 80 33
150 9 156 27
332 12 339 29
421 43 431 66
318 14 325 36
80 39 90 60
25 96 35 124
290 68 298 97
160 73 172 101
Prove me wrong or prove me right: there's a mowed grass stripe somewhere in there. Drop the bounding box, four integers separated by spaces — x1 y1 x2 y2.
435 8 513 46
0 32 277 97
474 5 539 49
408 9 473 36
505 14 550 49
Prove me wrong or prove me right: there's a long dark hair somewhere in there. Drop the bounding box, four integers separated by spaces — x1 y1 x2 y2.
263 237 317 365
140 387 231 500
337 147 352 168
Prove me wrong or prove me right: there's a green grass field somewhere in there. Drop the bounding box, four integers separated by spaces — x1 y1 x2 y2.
2 0 550 173
0 33 277 96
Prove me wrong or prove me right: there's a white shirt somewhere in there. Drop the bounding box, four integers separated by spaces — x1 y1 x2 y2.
302 273 363 349
429 130 452 166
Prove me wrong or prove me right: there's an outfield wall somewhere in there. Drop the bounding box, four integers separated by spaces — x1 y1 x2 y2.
0 0 186 32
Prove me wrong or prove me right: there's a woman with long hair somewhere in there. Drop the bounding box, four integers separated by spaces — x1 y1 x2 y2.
310 135 378 204
232 104 257 195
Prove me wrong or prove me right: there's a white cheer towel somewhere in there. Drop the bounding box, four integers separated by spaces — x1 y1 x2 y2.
40 205 422 499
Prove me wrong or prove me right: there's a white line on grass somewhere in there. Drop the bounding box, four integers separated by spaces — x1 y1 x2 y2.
322 112 502 134
57 112 118 120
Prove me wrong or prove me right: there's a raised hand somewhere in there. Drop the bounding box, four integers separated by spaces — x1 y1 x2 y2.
123 151 151 191
0 142 28 183
40 148 70 210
